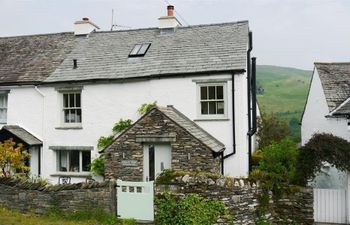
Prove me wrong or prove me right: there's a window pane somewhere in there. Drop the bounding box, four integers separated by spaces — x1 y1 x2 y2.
217 86 223 99
76 93 81 107
138 43 150 55
209 101 216 114
208 86 216 99
82 151 91 172
69 109 76 122
63 94 69 108
200 87 207 100
0 96 3 107
64 109 70 123
130 44 142 55
201 102 208 114
76 109 82 123
69 151 80 172
59 151 68 172
217 101 224 114
69 94 75 107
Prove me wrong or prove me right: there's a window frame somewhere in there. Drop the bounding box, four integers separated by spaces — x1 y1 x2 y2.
56 150 91 173
61 91 82 126
196 82 228 120
128 43 151 57
0 92 8 124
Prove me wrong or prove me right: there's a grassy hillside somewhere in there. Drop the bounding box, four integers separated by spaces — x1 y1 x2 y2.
256 65 312 142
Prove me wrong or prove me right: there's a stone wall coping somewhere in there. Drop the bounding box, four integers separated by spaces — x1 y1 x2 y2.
0 177 114 192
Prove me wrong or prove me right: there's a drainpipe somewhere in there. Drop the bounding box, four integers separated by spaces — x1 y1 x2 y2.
247 57 257 173
34 86 45 176
223 75 236 160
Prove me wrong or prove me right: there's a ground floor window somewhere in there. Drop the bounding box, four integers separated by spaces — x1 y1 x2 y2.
57 150 91 172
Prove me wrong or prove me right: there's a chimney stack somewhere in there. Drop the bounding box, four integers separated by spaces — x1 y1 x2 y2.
167 5 174 17
158 5 182 31
74 17 100 36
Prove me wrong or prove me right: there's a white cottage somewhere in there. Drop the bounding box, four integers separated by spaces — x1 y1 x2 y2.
0 6 257 184
301 62 350 223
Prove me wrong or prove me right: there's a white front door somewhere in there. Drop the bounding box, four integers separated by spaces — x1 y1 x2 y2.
143 143 171 181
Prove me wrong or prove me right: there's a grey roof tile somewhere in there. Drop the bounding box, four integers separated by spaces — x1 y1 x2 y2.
0 33 75 85
2 125 42 146
45 21 249 83
315 62 350 111
158 106 225 153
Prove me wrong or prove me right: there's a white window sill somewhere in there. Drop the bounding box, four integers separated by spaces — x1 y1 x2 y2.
55 126 83 130
194 117 229 122
51 172 90 177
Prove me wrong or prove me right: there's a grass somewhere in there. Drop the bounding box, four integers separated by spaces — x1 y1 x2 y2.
257 65 312 141
0 207 136 225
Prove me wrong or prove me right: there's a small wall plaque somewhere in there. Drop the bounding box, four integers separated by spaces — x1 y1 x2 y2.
121 160 138 167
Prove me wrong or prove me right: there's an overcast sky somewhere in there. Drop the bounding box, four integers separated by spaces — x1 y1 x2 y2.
0 0 349 70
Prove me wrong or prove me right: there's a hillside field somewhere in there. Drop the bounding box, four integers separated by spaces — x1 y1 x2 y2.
256 65 312 142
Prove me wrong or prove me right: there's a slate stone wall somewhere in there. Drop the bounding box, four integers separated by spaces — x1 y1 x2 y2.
156 174 314 225
105 109 221 181
0 177 116 215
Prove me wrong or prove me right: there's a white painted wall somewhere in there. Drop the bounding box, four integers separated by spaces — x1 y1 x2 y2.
5 73 250 183
301 69 350 145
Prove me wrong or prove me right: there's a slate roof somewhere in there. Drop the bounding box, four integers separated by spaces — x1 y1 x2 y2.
158 106 225 153
1 125 42 146
45 21 249 83
0 32 75 85
315 62 350 112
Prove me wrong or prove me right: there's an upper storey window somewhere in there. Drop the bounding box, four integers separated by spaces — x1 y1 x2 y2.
197 83 227 119
63 92 81 124
129 43 151 57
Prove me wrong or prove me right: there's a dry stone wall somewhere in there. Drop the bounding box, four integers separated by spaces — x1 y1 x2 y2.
0 177 116 215
156 174 314 225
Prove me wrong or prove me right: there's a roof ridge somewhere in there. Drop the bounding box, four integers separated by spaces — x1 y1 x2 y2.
162 106 225 149
315 62 350 65
0 32 73 39
88 20 249 35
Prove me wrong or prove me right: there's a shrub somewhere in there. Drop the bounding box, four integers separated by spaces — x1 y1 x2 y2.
294 133 350 186
0 139 30 177
251 139 297 195
156 193 227 225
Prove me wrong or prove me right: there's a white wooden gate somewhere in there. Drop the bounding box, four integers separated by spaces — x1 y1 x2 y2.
314 188 347 224
117 180 154 221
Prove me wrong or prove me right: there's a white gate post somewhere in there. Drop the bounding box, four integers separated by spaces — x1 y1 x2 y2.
347 173 350 224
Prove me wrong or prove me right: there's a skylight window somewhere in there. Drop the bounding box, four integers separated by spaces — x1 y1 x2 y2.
129 43 151 57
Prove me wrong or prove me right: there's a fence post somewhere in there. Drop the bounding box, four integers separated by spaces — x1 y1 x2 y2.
109 179 117 215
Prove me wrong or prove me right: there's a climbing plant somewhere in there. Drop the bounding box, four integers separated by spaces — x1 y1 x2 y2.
294 133 350 186
97 119 133 150
137 101 157 115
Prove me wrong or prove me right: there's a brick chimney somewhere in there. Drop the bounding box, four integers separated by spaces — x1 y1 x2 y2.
74 17 100 36
158 5 182 30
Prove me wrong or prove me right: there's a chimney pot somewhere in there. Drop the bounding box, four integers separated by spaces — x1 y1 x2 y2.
167 5 174 17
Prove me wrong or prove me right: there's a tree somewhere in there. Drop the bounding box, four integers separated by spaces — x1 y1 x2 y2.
294 133 350 186
256 113 291 149
0 139 30 177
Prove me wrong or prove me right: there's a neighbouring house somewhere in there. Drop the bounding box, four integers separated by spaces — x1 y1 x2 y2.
301 62 350 224
0 6 257 184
